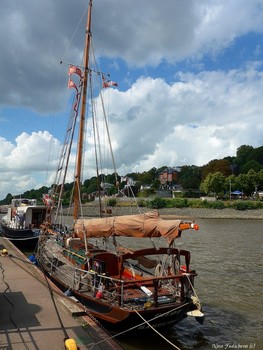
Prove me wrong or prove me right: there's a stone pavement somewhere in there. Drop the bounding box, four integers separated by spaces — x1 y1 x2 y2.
0 237 123 350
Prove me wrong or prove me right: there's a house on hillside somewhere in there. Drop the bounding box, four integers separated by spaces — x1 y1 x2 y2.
159 167 179 187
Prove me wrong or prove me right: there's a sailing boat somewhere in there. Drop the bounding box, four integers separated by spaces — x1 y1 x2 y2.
36 0 204 332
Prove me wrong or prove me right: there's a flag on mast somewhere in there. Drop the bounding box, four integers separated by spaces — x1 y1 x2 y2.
68 79 77 90
68 65 82 77
102 76 118 88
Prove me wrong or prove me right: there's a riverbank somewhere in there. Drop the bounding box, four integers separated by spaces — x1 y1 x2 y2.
158 207 263 219
81 204 263 220
1 204 262 220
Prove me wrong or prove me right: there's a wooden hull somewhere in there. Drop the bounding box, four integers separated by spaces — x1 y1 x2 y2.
40 263 195 332
75 290 194 332
36 236 202 332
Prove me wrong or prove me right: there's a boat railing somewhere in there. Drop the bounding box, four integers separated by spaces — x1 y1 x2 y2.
38 240 196 308
69 265 195 308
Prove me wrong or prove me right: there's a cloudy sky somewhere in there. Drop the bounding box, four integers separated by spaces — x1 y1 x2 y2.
0 0 263 200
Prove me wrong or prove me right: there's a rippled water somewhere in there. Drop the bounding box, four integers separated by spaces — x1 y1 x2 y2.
117 219 263 350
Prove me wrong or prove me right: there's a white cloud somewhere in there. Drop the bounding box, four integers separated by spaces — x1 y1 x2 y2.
1 0 263 111
1 63 263 197
0 0 263 199
104 66 263 170
0 131 60 198
1 66 263 199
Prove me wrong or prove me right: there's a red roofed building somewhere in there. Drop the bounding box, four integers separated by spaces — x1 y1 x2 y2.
159 167 178 185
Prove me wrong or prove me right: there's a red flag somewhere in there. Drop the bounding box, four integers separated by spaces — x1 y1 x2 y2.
68 65 82 77
102 80 118 88
68 79 77 90
102 75 118 88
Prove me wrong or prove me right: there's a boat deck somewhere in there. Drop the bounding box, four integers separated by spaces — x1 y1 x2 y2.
38 237 183 310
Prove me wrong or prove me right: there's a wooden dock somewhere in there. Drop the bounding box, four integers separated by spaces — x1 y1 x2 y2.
0 236 123 350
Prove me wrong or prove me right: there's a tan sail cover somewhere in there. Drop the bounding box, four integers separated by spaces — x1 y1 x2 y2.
74 210 185 243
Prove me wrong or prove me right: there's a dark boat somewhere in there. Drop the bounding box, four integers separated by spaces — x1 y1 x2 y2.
1 198 50 248
36 0 204 333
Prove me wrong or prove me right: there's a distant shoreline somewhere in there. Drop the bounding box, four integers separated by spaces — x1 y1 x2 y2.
1 204 262 220
157 207 263 220
82 205 263 220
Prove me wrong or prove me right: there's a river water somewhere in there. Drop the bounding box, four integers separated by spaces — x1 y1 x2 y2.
2 216 262 349
117 219 263 350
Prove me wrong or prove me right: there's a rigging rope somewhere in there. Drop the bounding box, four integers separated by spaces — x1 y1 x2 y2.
91 40 119 190
60 4 89 63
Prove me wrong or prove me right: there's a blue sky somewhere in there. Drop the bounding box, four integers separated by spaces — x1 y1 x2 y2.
0 0 263 200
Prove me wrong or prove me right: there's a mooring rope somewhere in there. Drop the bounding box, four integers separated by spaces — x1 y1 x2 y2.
134 309 182 350
88 303 189 349
184 273 201 309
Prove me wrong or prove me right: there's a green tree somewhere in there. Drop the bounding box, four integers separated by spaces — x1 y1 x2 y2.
256 169 263 190
5 193 13 205
236 145 254 169
125 172 140 181
241 160 262 174
179 165 201 189
226 174 239 197
246 169 260 194
151 179 160 189
147 167 159 181
138 171 154 185
83 177 99 194
200 172 226 196
235 174 251 195
102 173 119 186
247 146 263 166
202 159 232 179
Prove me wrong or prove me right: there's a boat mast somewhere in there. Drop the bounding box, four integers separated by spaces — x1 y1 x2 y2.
73 0 92 220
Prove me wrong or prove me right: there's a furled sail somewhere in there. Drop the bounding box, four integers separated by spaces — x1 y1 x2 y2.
74 210 198 244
